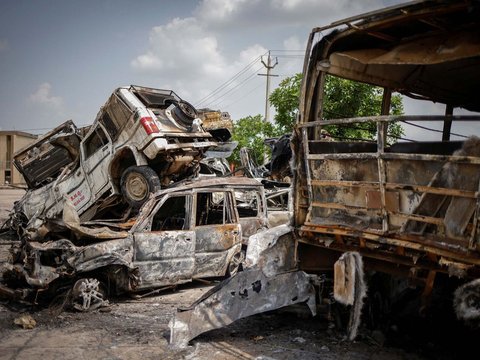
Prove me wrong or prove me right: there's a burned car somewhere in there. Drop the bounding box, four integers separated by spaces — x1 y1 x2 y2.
0 178 267 309
11 86 217 239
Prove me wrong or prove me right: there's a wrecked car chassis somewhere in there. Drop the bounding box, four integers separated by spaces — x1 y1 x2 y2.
1 178 267 308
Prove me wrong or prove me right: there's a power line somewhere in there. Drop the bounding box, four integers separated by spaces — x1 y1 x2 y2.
205 65 264 109
275 55 304 58
401 120 468 139
269 49 304 52
220 80 265 109
195 53 266 107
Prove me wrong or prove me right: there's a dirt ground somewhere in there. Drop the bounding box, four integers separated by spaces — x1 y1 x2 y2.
0 188 474 360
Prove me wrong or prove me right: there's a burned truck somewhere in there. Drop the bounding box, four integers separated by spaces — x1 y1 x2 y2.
1 178 267 309
170 1 480 346
10 86 217 240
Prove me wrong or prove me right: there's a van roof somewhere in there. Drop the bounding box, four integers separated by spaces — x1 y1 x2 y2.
305 0 480 111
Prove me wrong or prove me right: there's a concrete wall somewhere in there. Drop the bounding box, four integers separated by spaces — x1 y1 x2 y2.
0 132 37 186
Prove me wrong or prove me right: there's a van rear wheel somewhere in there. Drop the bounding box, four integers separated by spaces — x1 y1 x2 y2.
121 166 161 209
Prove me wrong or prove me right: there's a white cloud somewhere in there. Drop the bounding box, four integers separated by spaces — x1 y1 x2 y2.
28 83 64 109
132 17 226 77
194 0 248 23
196 0 384 29
131 15 270 106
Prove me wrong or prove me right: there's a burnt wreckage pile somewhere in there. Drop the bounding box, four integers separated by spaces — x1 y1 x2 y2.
3 1 480 353
0 86 270 309
169 0 480 348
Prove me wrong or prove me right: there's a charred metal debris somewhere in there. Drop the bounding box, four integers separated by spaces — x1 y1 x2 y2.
0 86 274 310
168 0 480 347
4 1 480 351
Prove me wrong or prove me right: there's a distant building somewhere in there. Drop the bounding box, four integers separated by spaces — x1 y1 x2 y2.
0 130 38 186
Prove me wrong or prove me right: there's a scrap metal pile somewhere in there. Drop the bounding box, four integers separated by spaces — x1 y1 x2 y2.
0 86 272 310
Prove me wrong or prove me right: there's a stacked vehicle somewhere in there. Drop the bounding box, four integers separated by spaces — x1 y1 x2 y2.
0 86 269 308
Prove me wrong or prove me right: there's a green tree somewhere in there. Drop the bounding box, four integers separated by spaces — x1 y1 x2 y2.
229 114 282 165
269 73 404 140
268 73 302 133
322 76 404 141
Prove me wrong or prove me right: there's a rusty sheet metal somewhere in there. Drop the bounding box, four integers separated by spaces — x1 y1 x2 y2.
195 224 240 252
67 238 134 273
245 224 292 268
133 230 195 289
303 131 480 258
194 244 240 279
169 270 317 348
63 200 128 240
239 217 265 244
333 252 366 340
169 224 301 347
13 120 80 189
333 30 480 65
301 224 480 259
198 110 233 132
302 2 480 111
153 177 263 198
18 239 77 287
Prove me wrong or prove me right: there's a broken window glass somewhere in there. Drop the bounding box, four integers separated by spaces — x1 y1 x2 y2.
83 126 109 158
196 192 233 226
151 195 188 231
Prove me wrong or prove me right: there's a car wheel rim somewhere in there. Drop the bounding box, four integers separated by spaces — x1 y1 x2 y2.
126 173 148 201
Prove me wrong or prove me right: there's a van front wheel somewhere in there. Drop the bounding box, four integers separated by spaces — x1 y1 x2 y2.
121 166 161 209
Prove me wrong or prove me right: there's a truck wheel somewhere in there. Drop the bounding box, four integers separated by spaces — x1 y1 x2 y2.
454 278 480 325
121 166 161 209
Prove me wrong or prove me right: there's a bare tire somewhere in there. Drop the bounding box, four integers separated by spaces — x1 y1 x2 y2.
121 166 161 209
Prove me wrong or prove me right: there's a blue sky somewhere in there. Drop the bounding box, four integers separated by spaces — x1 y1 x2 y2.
1 0 457 138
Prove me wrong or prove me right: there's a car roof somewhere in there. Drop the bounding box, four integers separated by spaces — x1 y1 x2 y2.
153 177 264 198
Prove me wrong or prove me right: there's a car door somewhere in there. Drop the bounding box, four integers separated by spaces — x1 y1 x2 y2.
234 187 268 244
193 190 241 278
133 193 196 289
80 124 112 199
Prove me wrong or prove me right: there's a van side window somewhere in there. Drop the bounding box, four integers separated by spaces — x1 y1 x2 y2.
151 195 188 231
196 192 233 226
83 126 109 159
99 94 133 140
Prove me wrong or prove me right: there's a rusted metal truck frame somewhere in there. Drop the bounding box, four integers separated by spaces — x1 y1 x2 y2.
169 0 480 346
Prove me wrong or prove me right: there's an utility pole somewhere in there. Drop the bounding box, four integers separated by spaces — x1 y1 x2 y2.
258 51 278 122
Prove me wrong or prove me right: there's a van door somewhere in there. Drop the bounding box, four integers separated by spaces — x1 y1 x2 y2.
133 194 195 289
194 191 241 278
80 124 112 200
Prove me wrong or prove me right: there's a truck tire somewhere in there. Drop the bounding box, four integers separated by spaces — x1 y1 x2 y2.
172 101 197 129
120 166 161 209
